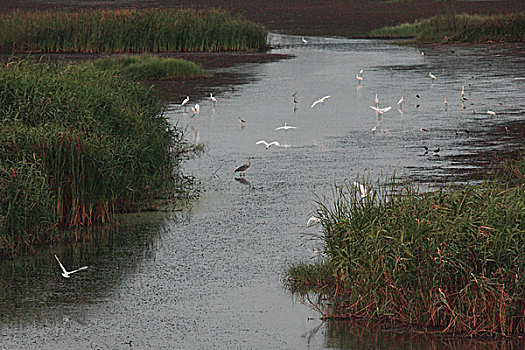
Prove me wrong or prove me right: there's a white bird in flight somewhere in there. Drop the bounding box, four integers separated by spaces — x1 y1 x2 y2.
54 254 88 279
191 103 200 116
487 110 496 116
369 106 392 115
311 95 331 108
256 140 280 149
275 122 297 131
428 72 437 80
301 36 308 44
307 216 321 226
209 93 217 104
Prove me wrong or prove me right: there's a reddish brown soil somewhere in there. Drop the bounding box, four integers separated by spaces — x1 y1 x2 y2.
1 1 523 37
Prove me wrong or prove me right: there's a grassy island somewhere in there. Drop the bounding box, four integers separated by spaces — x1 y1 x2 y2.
0 58 197 257
370 12 525 43
0 8 267 53
287 158 525 337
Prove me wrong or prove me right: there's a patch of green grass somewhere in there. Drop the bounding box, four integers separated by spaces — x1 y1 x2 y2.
287 172 525 336
93 55 212 81
0 8 267 54
0 58 197 257
370 12 525 43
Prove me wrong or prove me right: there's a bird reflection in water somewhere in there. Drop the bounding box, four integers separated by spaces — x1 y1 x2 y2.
235 177 254 191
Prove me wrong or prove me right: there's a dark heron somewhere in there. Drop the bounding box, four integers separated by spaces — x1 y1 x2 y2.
234 157 254 176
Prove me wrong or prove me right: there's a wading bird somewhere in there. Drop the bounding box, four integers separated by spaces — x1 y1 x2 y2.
375 93 379 107
181 96 190 110
209 93 217 104
256 140 280 150
487 110 496 116
191 103 200 117
54 254 88 279
356 74 363 84
429 72 437 80
353 182 368 199
461 86 466 100
397 96 404 107
369 106 392 115
275 122 297 131
234 157 253 176
301 36 308 44
311 95 331 108
307 216 321 226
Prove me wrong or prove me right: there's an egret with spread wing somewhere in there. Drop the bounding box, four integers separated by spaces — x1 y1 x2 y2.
311 95 331 108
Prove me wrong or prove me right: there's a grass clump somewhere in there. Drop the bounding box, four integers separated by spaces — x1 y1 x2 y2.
0 8 267 54
0 58 195 257
370 12 525 43
93 55 212 81
287 174 525 337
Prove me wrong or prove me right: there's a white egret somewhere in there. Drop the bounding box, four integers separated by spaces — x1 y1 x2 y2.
191 103 200 117
311 95 331 108
356 74 363 84
301 36 308 44
353 182 368 199
461 86 466 99
54 254 88 279
487 110 496 116
369 106 392 115
275 122 297 131
307 216 321 226
375 93 379 107
209 93 217 104
397 96 404 107
428 72 437 80
256 140 280 149
181 96 190 110
359 68 364 75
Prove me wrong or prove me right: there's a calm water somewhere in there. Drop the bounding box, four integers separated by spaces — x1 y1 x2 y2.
1 35 524 349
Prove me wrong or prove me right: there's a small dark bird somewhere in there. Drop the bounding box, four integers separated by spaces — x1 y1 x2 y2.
416 94 421 98
433 148 440 154
234 157 253 176
423 146 429 155
416 104 420 108
419 128 429 133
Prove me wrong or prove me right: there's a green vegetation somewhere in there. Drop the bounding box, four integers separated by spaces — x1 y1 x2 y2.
0 58 196 257
287 165 525 337
0 8 267 54
370 12 525 43
93 55 212 81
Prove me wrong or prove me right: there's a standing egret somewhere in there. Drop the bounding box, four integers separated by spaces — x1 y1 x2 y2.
428 72 437 80
209 93 217 104
181 96 190 110
397 96 404 107
301 36 308 44
375 93 379 107
311 95 331 108
461 86 466 100
444 98 448 111
234 157 253 176
353 182 368 199
54 254 88 279
275 122 297 131
256 140 280 150
191 103 200 117
356 74 363 84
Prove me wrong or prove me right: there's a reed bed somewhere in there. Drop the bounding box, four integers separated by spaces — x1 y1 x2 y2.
287 175 525 336
0 8 267 54
370 12 525 43
93 55 211 81
0 58 195 257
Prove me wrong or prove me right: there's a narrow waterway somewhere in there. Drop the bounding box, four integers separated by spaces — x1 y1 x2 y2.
1 35 523 349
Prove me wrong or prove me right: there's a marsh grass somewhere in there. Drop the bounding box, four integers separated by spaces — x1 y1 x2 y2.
93 55 212 81
370 12 525 43
287 175 525 336
0 8 267 54
0 58 196 257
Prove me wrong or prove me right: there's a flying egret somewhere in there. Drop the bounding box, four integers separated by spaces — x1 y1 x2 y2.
487 110 496 116
301 36 308 44
256 140 280 150
397 96 404 107
191 103 200 117
311 95 331 108
356 74 363 84
428 72 437 80
307 216 321 226
234 157 253 176
209 93 217 104
275 122 297 131
181 96 190 110
54 254 88 279
369 106 392 115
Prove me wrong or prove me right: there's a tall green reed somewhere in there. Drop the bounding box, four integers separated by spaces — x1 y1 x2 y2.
0 8 267 53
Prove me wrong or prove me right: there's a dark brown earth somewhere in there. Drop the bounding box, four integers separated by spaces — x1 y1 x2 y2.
1 0 523 37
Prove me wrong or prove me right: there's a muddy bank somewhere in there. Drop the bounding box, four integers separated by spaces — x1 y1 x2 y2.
1 1 523 37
